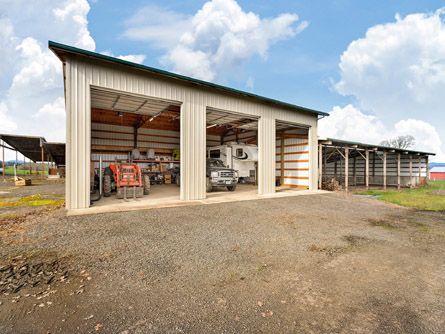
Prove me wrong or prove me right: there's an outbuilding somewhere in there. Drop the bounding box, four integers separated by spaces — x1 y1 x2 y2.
430 167 445 181
49 41 327 212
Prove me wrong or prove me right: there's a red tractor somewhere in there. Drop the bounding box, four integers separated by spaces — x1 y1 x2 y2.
103 163 150 199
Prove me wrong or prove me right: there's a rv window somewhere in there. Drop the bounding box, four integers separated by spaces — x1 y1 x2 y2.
209 149 220 158
236 148 243 157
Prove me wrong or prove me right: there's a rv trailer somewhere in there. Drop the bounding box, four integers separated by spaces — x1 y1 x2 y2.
207 142 258 183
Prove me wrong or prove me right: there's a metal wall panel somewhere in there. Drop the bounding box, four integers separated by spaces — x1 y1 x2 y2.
180 101 206 200
65 58 318 209
258 114 276 194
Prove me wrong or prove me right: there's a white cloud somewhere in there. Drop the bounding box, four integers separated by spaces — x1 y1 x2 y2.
318 104 386 144
0 0 146 152
0 102 17 133
116 54 146 64
0 17 18 82
124 0 307 81
53 0 95 50
319 105 444 161
124 5 191 49
246 76 255 92
335 10 445 129
100 50 146 64
393 119 443 157
333 8 445 161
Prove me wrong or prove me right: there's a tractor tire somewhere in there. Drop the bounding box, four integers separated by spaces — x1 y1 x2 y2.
176 174 180 187
227 185 237 192
143 174 151 195
103 175 112 197
206 177 213 192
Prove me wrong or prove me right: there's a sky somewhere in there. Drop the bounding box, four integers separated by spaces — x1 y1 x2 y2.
0 0 444 161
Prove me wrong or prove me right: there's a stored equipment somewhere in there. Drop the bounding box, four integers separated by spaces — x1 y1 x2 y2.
103 163 150 199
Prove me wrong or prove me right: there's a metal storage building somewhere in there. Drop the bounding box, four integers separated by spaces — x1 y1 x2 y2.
318 138 435 190
49 41 327 211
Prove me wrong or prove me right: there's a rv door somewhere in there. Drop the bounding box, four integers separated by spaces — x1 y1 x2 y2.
227 146 233 168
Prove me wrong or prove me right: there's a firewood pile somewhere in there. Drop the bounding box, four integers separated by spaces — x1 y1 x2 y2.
322 178 342 191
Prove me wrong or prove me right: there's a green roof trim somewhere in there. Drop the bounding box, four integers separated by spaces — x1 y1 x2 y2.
48 40 328 117
320 137 435 156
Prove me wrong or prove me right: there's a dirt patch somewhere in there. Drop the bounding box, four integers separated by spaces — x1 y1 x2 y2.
343 234 371 246
308 234 372 256
308 243 345 256
367 218 402 230
431 189 445 196
0 254 70 294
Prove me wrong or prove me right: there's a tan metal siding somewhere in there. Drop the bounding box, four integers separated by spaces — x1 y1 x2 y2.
258 113 276 194
180 101 206 200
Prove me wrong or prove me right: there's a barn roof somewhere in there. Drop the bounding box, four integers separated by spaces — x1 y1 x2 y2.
0 134 65 166
319 138 435 156
43 142 66 166
430 166 445 173
0 134 46 162
48 41 329 118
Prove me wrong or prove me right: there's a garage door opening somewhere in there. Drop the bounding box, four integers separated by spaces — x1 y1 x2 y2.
89 87 182 208
206 108 259 198
275 121 310 191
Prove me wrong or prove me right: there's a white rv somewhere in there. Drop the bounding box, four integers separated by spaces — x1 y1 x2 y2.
207 142 258 183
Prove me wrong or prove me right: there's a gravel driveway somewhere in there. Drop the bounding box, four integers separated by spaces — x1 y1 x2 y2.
0 183 444 333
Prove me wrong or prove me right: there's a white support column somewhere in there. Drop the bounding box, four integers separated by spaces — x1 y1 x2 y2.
344 147 349 191
180 101 206 200
257 114 276 195
65 59 91 210
353 156 357 186
2 140 5 181
318 143 323 189
383 151 387 190
308 125 318 190
426 155 429 182
365 150 369 189
418 156 422 186
397 153 401 190
409 155 413 187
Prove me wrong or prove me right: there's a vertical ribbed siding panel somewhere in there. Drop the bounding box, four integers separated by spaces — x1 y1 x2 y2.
66 60 91 209
308 125 318 190
180 99 206 200
65 61 72 209
258 112 276 195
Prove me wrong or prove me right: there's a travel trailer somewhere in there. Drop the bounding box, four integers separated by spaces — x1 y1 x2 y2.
207 142 258 183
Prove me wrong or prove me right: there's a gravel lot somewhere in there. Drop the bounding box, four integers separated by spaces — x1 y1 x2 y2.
0 182 444 333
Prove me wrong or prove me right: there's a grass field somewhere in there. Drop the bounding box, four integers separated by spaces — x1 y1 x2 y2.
355 181 445 211
2 166 47 176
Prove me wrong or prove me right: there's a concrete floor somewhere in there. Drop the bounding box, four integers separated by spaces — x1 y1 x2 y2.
72 184 327 216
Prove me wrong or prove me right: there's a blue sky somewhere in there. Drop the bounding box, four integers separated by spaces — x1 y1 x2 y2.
87 0 443 110
0 0 444 160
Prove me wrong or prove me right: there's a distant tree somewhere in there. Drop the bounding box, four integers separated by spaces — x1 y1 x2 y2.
380 135 415 149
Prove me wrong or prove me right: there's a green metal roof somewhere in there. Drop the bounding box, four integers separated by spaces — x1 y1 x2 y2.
48 41 328 117
320 137 435 156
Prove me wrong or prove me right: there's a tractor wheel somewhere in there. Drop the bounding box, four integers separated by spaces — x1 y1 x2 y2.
227 185 237 192
103 175 112 197
143 174 151 195
176 174 180 187
206 177 213 192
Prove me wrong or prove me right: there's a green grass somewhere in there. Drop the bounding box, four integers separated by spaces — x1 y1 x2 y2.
355 181 445 211
2 166 48 176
